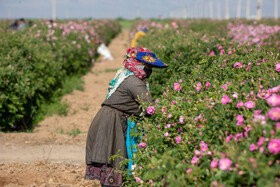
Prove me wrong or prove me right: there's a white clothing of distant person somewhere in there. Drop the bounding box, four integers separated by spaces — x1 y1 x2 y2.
97 43 114 61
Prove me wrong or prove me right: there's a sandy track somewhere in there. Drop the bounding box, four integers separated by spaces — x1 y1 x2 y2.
0 30 130 187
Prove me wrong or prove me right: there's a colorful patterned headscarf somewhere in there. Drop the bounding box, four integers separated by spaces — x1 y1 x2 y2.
106 47 151 99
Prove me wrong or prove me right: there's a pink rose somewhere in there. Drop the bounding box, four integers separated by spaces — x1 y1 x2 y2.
267 107 280 121
219 158 232 170
138 142 147 148
221 95 231 105
232 92 238 99
179 115 185 124
250 143 258 151
175 136 181 144
206 82 211 89
257 137 265 147
237 101 244 108
134 177 143 183
174 83 182 92
276 63 280 72
196 82 202 91
234 62 242 68
211 158 219 168
268 139 280 155
276 123 280 131
244 101 255 109
236 115 244 126
200 141 208 152
191 156 199 165
271 85 280 93
194 149 200 155
226 134 233 143
146 106 155 115
267 94 280 106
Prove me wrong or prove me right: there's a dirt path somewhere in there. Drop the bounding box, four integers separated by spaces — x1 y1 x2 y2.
0 30 130 187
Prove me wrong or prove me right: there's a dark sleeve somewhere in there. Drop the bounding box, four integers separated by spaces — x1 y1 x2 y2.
125 76 154 103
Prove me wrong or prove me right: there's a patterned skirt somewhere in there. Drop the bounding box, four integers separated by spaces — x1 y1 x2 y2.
84 163 123 186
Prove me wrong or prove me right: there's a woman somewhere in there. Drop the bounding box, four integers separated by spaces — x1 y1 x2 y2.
85 47 168 186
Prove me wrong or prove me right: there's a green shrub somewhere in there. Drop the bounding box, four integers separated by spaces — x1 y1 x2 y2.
123 21 280 186
0 19 121 131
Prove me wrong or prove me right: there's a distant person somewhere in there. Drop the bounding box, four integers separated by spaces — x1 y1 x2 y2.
97 43 114 61
17 18 27 31
9 19 18 30
28 20 33 27
130 28 147 47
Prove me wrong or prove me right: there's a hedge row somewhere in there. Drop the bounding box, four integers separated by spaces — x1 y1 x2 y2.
124 20 280 186
0 19 121 131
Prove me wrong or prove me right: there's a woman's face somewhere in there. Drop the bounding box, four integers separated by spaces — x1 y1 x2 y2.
143 63 153 78
144 63 153 69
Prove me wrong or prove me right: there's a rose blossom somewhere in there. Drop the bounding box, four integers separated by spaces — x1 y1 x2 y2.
234 133 243 141
267 94 280 106
253 114 266 125
250 143 258 151
234 62 242 68
271 85 280 93
221 95 231 105
236 115 244 126
211 158 219 168
165 124 171 128
267 107 280 121
257 137 265 147
138 142 147 148
146 106 155 115
168 113 172 118
226 134 233 143
164 132 169 137
221 84 227 91
175 136 181 144
237 101 243 108
268 139 280 155
131 164 136 170
200 141 208 152
186 168 192 173
194 149 200 155
174 83 182 92
257 89 271 99
244 101 255 109
276 123 280 131
191 156 199 165
179 115 185 124
219 158 232 170
276 63 280 72
134 177 143 183
206 82 211 89
196 82 202 91
232 92 238 99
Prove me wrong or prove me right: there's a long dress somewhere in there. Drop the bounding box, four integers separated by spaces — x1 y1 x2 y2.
85 75 153 186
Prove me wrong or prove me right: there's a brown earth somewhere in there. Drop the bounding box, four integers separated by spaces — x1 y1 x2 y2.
0 30 130 187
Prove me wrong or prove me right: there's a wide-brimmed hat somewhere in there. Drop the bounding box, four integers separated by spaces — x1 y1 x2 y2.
126 47 168 68
134 52 168 68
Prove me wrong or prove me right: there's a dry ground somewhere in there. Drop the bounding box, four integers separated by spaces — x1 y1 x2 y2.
0 30 130 187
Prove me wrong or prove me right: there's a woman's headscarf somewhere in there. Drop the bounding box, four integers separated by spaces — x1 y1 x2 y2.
106 47 151 99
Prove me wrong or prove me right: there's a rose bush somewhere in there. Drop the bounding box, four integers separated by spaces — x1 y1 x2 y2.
0 19 121 131
122 20 280 186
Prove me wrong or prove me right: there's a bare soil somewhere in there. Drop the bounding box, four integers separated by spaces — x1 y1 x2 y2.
0 30 130 187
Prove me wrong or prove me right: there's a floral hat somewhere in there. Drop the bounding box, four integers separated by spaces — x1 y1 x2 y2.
126 47 168 68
